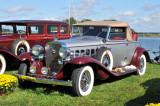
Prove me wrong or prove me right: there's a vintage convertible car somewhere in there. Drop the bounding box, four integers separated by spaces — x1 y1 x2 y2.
13 21 151 96
0 20 70 74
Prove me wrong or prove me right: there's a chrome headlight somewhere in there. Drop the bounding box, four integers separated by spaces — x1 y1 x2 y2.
41 67 48 75
30 66 37 73
32 45 44 56
59 47 70 59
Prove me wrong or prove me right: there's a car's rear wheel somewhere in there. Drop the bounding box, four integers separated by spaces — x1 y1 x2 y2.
95 47 113 70
71 66 94 96
11 38 30 55
137 54 146 75
0 54 6 74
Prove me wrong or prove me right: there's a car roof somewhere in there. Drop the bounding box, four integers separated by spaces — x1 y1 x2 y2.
73 21 129 27
0 20 68 25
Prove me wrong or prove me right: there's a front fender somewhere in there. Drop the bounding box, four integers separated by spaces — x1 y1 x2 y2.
19 52 32 61
0 47 23 62
130 47 151 69
68 56 119 78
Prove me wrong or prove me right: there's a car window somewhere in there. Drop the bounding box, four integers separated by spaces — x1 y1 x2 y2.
16 25 26 34
1 25 14 34
47 25 58 34
29 25 44 35
109 27 126 40
60 25 67 34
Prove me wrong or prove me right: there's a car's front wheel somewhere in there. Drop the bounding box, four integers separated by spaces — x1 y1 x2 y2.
71 66 94 96
137 54 146 75
18 63 28 83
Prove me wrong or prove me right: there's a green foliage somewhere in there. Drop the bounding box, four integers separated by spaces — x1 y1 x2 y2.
81 19 92 23
1 63 160 105
131 28 136 33
138 33 160 37
63 17 77 29
103 19 117 21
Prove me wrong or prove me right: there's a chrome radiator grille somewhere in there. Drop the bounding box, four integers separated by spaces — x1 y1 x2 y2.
45 42 62 73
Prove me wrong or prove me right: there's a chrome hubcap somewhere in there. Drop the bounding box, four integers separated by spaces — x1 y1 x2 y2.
80 71 91 92
139 58 144 73
18 47 25 54
102 55 110 68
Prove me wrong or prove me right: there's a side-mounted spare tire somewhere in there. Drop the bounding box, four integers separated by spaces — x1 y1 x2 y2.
11 38 30 55
0 54 6 74
95 47 113 71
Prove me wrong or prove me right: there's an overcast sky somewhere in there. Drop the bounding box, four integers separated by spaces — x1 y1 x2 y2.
0 0 160 32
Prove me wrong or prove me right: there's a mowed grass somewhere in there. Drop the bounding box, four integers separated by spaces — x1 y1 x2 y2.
1 63 160 106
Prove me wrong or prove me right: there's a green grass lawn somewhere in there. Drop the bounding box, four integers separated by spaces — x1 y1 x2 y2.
1 63 160 106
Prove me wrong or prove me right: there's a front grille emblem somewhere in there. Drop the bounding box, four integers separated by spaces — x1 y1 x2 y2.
52 49 56 54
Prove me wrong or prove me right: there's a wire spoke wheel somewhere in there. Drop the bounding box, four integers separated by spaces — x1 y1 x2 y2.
137 54 146 75
80 70 91 92
71 66 94 96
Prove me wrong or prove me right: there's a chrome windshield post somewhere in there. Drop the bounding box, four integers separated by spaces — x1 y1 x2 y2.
106 27 111 41
70 26 73 39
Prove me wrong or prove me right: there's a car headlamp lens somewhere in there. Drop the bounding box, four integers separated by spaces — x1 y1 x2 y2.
41 67 48 75
32 45 44 56
59 47 70 59
30 66 37 73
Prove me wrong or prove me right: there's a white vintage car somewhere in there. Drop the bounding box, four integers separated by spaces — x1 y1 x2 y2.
13 21 151 96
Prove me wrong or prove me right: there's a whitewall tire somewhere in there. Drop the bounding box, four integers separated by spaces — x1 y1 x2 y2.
11 39 30 55
95 48 113 70
137 54 146 75
71 66 94 96
0 54 6 74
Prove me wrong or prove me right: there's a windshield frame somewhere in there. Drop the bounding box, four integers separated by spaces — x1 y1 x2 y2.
72 25 110 39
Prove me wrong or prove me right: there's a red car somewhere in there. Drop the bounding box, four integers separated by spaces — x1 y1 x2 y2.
0 20 70 74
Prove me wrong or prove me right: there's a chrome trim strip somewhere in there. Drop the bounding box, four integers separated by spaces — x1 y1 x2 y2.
13 73 72 86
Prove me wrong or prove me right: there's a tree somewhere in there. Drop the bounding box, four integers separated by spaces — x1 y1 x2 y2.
63 17 77 29
103 19 117 21
81 19 92 23
131 28 136 33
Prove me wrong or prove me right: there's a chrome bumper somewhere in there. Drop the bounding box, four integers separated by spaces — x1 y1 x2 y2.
13 73 72 86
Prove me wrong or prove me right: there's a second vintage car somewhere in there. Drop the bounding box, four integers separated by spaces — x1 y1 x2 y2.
0 20 70 74
13 21 151 96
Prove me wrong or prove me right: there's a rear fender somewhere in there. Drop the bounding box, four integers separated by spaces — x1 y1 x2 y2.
130 47 151 69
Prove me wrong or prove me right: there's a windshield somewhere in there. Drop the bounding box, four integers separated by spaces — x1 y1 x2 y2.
0 24 26 35
72 26 109 38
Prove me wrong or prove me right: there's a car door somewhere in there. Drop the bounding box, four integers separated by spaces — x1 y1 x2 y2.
46 24 59 42
26 24 46 47
59 24 70 40
106 27 129 68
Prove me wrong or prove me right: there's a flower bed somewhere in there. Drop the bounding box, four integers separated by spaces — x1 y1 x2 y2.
0 74 18 95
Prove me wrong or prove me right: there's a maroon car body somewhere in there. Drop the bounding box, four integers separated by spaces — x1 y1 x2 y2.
0 20 70 74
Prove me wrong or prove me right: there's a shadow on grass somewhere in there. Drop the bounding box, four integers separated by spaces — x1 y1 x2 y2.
125 78 160 106
19 81 73 96
18 72 136 96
